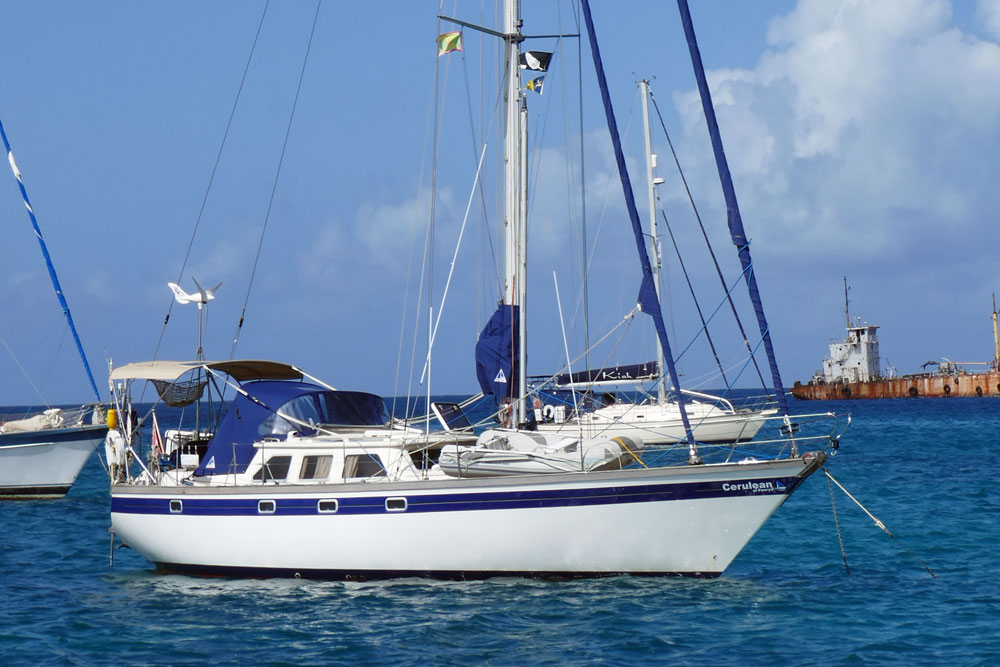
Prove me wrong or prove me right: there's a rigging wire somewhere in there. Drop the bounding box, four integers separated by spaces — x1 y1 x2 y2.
582 85 639 339
655 200 729 386
153 0 271 361
401 3 455 421
0 336 50 408
230 0 322 359
647 86 771 396
570 0 591 389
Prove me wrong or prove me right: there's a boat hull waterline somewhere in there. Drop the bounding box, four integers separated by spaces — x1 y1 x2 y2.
0 424 107 498
111 454 824 579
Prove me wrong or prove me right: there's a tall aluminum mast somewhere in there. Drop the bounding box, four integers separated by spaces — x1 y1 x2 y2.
640 79 667 405
502 0 527 425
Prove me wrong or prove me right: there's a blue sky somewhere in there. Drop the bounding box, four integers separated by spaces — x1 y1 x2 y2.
2 0 999 405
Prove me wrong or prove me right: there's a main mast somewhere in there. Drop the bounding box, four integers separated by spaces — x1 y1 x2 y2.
640 80 667 405
502 0 527 425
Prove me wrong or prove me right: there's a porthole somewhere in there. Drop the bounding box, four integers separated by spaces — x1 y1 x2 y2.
317 499 339 513
258 499 276 514
169 499 183 513
385 497 407 512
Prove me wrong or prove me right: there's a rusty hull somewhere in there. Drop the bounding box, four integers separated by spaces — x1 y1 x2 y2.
792 371 1000 399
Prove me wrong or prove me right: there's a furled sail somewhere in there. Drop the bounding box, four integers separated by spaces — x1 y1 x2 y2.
676 0 789 416
579 0 697 450
475 304 519 398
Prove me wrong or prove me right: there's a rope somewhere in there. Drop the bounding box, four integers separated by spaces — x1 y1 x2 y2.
613 436 647 468
826 471 851 574
231 0 322 358
822 467 937 578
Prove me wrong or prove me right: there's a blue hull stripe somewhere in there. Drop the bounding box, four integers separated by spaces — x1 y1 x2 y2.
111 475 803 517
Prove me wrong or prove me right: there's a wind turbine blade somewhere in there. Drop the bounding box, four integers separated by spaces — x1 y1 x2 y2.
168 282 193 304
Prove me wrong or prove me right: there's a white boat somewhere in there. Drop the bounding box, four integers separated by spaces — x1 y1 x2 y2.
0 118 107 498
535 390 778 445
107 0 845 578
0 406 107 498
108 359 833 578
532 79 776 446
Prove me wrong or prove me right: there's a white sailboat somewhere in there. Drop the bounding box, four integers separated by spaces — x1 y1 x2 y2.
534 79 776 446
107 0 843 578
0 118 107 498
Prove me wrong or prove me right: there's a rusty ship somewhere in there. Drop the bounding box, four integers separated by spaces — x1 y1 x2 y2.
792 288 1000 400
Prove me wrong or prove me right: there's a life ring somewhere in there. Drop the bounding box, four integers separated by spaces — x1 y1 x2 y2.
943 384 951 395
542 404 555 421
976 386 984 397
908 387 918 397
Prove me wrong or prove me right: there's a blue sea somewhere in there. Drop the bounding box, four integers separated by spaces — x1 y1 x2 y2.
2 396 998 665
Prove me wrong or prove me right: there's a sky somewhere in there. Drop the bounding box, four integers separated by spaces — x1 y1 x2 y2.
1 0 999 406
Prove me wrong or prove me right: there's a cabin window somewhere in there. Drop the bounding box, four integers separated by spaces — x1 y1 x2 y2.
258 500 276 514
169 500 183 513
317 499 339 513
300 455 333 480
343 454 386 479
253 455 292 481
385 497 407 512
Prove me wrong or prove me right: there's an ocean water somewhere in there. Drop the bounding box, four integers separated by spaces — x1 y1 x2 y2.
2 396 998 665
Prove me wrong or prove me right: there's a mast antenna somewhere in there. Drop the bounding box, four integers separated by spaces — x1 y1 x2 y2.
844 276 851 328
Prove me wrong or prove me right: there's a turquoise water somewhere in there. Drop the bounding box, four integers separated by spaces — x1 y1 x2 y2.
2 397 998 665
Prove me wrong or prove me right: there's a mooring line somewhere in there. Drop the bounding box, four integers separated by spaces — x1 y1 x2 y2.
822 466 937 578
826 472 850 574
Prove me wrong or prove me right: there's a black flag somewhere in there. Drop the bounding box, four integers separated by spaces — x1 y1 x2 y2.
518 51 552 71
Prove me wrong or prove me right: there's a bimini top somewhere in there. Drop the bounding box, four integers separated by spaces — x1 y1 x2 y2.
194 380 389 477
110 359 304 383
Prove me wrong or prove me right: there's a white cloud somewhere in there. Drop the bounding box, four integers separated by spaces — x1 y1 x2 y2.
979 0 1000 39
665 0 1000 264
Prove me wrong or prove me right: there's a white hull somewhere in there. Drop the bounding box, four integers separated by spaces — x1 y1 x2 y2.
0 424 107 497
111 454 823 578
535 407 775 445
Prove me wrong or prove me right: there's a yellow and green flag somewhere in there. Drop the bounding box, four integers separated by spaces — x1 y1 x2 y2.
437 31 463 56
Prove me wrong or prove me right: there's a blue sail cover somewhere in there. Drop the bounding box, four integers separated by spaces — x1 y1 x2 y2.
676 0 789 415
194 380 388 477
551 361 658 387
580 0 696 447
475 304 519 399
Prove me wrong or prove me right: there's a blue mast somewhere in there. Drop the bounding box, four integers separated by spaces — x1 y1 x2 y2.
675 0 790 416
0 117 102 402
579 0 700 460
